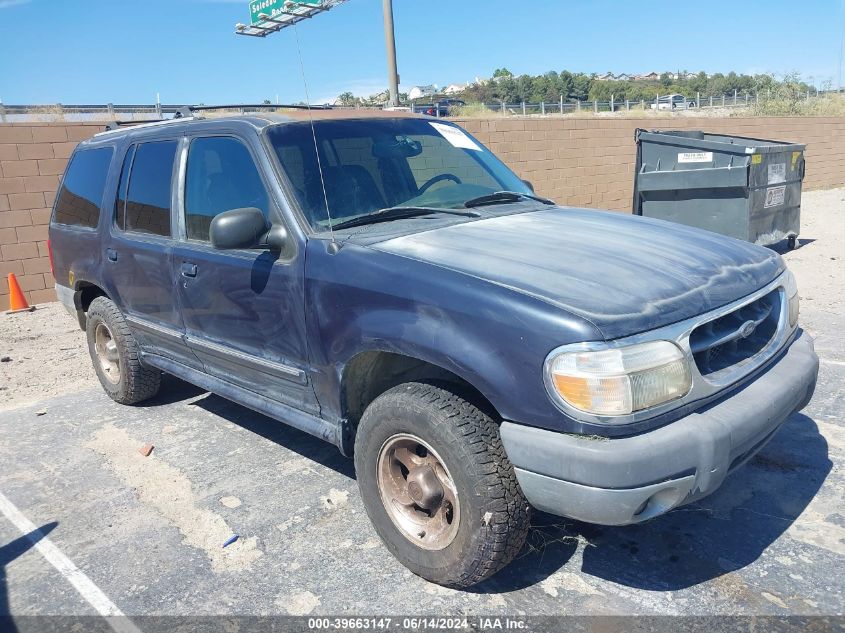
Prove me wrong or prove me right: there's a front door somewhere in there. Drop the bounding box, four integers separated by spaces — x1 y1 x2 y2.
171 133 317 414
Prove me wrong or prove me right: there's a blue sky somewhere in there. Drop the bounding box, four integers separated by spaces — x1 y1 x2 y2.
0 0 843 105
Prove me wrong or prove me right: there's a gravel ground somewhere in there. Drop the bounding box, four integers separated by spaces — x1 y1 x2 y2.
2 187 841 412
0 304 94 411
776 187 845 317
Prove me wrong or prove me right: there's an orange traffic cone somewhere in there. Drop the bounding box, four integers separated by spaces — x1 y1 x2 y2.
6 273 34 314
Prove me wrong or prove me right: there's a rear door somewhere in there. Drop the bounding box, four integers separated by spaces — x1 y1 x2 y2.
171 132 316 414
103 137 197 368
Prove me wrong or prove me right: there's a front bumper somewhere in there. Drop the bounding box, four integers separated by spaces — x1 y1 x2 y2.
500 331 819 525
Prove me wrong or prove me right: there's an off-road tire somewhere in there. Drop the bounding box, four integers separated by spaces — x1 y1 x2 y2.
354 382 530 588
86 296 161 405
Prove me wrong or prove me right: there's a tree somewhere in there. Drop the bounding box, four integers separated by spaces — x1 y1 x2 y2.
688 71 708 94
571 73 592 100
337 91 356 106
557 71 574 99
332 67 815 108
495 75 520 103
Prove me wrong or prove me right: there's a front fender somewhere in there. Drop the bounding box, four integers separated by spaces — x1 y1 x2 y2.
334 307 523 416
304 240 601 431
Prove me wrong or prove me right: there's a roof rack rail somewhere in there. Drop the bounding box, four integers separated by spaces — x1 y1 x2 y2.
104 118 167 131
185 103 333 112
96 103 333 135
96 116 194 137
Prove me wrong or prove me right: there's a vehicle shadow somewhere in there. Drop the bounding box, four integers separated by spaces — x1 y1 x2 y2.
141 374 207 406
185 388 355 480
768 237 816 254
0 522 58 629
470 514 584 594
476 412 830 593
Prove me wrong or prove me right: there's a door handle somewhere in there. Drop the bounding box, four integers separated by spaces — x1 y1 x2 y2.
106 248 118 262
181 262 198 278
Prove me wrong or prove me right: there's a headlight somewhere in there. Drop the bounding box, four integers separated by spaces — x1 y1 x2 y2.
545 341 691 418
784 269 799 327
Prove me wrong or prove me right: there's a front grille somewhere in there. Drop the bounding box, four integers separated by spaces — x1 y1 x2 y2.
689 288 781 378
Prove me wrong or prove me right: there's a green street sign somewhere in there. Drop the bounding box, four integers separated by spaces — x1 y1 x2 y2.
249 0 321 25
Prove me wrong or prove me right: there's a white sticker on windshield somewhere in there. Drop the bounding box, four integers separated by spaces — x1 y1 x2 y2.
430 122 481 151
768 162 786 184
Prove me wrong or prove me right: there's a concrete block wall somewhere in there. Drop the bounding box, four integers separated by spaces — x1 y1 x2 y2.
0 123 100 310
2 117 845 310
455 116 845 211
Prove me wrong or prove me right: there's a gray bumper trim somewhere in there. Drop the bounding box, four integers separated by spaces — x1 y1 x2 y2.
55 283 76 316
55 283 85 330
501 331 819 525
514 470 698 525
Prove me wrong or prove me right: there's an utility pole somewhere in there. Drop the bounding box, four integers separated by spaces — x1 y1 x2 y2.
383 0 400 107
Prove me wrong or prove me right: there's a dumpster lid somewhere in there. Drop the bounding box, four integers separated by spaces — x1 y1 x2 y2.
636 129 805 155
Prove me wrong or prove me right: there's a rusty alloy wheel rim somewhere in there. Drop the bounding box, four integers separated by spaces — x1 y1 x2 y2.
94 322 121 385
376 433 461 550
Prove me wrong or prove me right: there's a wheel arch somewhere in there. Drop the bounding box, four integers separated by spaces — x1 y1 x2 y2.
340 350 500 438
71 280 111 329
75 280 110 309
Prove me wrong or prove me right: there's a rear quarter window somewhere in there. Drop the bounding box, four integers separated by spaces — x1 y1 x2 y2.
52 147 114 229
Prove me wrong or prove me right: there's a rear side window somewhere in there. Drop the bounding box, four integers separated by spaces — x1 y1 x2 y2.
115 145 135 226
116 140 177 237
184 137 269 242
53 147 113 229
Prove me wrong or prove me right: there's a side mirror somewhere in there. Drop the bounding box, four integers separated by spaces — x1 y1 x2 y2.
263 224 289 253
210 207 268 250
522 179 535 193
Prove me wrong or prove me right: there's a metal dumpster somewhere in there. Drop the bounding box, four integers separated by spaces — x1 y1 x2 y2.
633 129 805 248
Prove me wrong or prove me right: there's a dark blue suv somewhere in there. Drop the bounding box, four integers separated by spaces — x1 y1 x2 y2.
49 110 818 588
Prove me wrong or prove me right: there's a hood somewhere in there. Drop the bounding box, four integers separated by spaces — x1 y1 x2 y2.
372 206 784 340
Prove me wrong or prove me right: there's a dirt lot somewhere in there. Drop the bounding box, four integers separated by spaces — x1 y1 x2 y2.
0 307 94 412
0 189 843 624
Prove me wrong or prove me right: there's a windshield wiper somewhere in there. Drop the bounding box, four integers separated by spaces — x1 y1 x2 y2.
463 190 554 209
330 206 481 231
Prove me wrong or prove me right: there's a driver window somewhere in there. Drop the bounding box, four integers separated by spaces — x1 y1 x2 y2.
184 136 269 242
405 134 498 191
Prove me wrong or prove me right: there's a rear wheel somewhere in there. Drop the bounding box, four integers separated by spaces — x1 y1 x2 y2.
86 297 160 404
354 382 530 588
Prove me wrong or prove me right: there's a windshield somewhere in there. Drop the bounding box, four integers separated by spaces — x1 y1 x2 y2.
267 118 532 231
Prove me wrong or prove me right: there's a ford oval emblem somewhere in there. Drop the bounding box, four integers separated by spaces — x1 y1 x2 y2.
739 320 757 338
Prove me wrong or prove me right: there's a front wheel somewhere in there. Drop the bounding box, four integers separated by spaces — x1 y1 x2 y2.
354 382 530 588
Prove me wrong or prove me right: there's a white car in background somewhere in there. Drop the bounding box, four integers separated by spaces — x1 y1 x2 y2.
651 94 695 110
